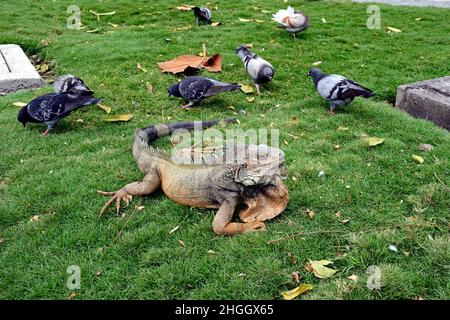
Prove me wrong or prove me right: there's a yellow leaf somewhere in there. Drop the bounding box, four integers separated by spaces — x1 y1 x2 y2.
366 137 385 147
239 18 252 22
105 114 133 122
305 208 314 219
135 205 145 211
176 5 195 11
211 22 222 26
86 28 100 33
246 43 253 48
13 102 27 107
246 97 255 102
387 26 402 33
97 103 111 114
178 240 186 247
281 284 313 300
412 154 424 164
309 260 337 279
137 63 147 73
39 64 49 73
67 292 77 300
337 126 349 131
109 23 119 28
240 84 254 93
312 61 322 66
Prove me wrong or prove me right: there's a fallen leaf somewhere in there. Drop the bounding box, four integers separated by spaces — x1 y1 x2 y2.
318 170 325 178
335 211 341 218
304 262 314 273
13 102 27 107
412 155 424 164
39 64 49 73
366 137 385 147
89 10 116 20
176 5 195 11
135 205 145 211
178 240 186 247
67 292 77 300
210 22 222 26
29 215 40 223
246 97 255 102
281 284 313 300
239 18 252 22
334 144 340 149
97 103 111 114
0 238 4 244
321 17 327 23
312 61 322 66
169 226 180 234
386 26 402 33
308 260 337 279
109 23 119 28
137 63 148 73
415 17 422 21
246 43 253 48
146 83 153 94
341 218 351 224
389 244 398 252
288 252 298 265
157 54 222 74
418 144 433 152
348 274 358 282
292 271 302 283
240 84 254 94
86 28 100 33
173 25 192 31
95 270 102 277
337 126 349 131
305 208 315 219
105 114 133 122
208 250 216 254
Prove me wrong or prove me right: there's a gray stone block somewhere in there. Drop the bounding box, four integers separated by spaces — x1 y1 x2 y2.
395 76 450 130
0 44 45 95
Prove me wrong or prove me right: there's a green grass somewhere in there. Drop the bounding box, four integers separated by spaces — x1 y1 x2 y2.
0 0 449 300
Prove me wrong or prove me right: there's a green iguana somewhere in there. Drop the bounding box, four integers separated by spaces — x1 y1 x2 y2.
98 119 289 235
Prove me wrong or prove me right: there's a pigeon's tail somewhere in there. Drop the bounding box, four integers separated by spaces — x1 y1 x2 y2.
135 118 237 148
81 97 104 106
217 83 242 92
362 90 375 98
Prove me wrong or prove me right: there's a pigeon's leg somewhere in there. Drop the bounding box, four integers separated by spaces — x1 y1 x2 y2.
328 103 336 116
196 17 199 26
41 126 54 137
98 171 161 217
292 33 296 39
255 83 261 95
212 200 266 235
179 100 196 109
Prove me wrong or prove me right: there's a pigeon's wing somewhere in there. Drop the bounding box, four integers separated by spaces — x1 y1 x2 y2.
339 79 374 99
27 93 69 122
316 75 346 100
203 80 241 97
179 77 214 100
196 8 211 21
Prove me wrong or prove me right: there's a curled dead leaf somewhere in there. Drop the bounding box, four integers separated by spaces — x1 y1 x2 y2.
146 83 153 94
281 284 313 300
176 5 195 11
97 103 111 114
178 240 186 247
105 114 133 122
157 54 222 74
29 215 40 223
210 22 222 26
412 154 424 164
292 271 302 283
366 137 385 147
348 274 358 282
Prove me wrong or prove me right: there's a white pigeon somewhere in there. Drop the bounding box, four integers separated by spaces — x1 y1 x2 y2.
308 68 375 113
235 45 275 94
272 6 309 39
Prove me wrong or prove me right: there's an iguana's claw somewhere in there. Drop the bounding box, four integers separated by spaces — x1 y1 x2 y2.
98 189 133 218
247 221 266 232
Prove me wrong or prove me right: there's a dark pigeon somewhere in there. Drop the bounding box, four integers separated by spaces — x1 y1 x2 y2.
235 45 274 94
307 68 375 113
17 75 103 136
192 7 212 25
168 76 241 109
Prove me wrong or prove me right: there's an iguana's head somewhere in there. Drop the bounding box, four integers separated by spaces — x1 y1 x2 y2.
235 144 286 187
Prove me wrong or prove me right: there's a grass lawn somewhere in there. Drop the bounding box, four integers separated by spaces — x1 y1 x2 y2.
0 0 449 300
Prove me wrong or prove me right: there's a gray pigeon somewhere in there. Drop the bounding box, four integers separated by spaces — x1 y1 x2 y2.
307 68 374 113
17 75 103 136
235 45 274 94
168 76 241 109
192 7 212 25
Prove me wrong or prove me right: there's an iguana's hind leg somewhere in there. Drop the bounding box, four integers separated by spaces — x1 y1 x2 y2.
212 200 266 236
98 170 161 217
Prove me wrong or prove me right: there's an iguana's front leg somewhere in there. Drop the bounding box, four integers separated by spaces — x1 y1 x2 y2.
98 170 161 217
212 200 266 235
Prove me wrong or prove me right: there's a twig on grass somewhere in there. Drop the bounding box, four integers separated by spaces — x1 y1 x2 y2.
434 172 450 192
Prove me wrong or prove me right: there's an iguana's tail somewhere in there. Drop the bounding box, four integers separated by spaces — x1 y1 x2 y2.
133 118 237 170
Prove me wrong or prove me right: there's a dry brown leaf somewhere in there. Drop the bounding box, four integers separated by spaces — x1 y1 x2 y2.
281 284 313 300
240 84 254 93
137 63 147 73
135 205 145 211
146 83 153 94
157 54 222 74
210 22 222 26
97 103 111 114
29 215 40 223
305 262 314 273
176 5 195 11
292 271 302 283
105 114 133 122
305 208 315 219
67 292 77 300
348 274 358 282
178 240 186 247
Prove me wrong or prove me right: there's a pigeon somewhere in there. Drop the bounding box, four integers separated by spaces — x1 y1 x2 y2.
17 75 103 136
307 68 375 113
168 76 241 109
272 6 309 39
235 45 274 94
192 7 212 25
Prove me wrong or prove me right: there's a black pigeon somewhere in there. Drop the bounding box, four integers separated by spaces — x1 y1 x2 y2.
192 7 212 25
168 76 241 109
307 68 374 113
235 45 274 94
17 75 103 136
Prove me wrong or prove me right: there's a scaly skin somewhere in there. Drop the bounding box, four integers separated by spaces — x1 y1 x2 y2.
99 121 288 236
